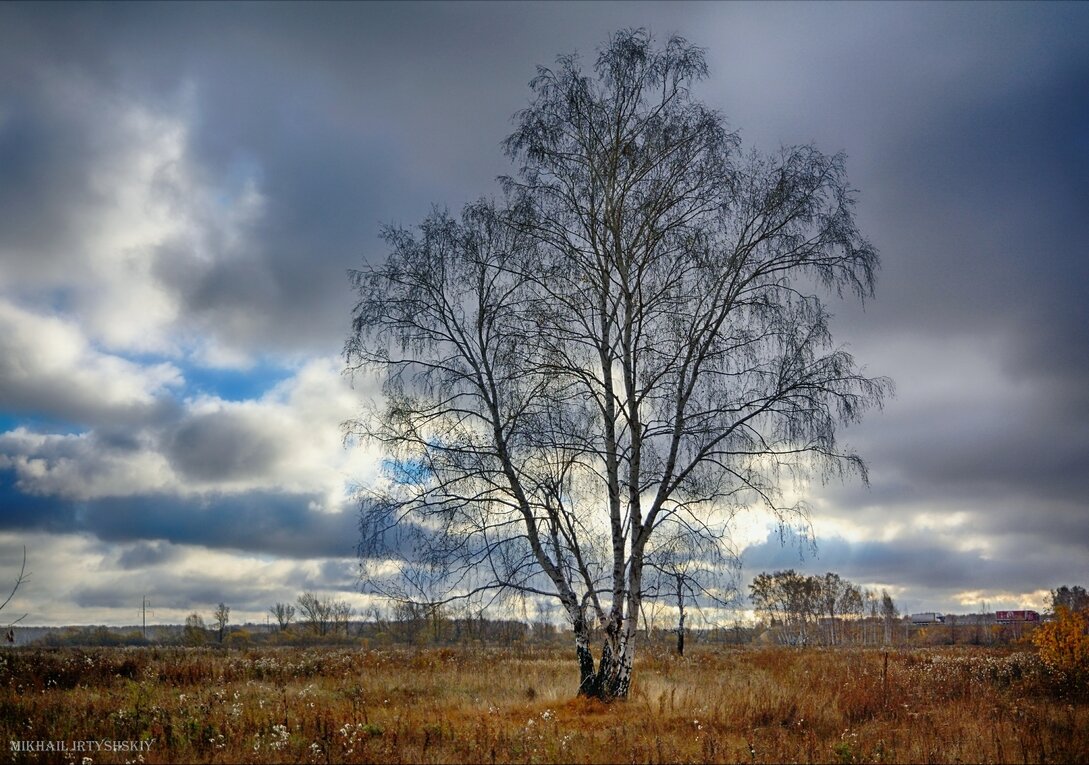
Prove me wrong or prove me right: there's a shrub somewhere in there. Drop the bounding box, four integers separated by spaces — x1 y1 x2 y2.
226 629 252 648
1032 606 1089 691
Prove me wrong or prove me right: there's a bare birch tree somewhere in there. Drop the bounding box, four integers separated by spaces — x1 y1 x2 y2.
332 600 355 636
297 592 333 636
881 588 898 645
820 571 847 645
838 581 864 645
270 602 295 632
643 520 739 656
213 602 230 644
346 29 888 699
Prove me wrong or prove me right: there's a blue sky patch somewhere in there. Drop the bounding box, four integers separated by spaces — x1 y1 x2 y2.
0 411 84 435
180 362 295 402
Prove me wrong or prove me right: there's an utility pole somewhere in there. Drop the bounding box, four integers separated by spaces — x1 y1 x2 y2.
142 596 150 640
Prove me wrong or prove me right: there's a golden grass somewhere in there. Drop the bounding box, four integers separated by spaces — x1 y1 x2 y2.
1 643 1085 763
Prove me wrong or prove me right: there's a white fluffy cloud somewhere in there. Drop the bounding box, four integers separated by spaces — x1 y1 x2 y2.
163 357 378 504
0 356 377 505
0 69 266 364
0 428 175 499
0 300 182 425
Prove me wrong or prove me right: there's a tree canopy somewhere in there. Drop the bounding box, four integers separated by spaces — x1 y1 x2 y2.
346 28 888 698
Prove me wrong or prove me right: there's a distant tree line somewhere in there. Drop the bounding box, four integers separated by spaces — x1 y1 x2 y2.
750 570 899 646
19 580 1086 650
1050 585 1089 614
273 592 355 637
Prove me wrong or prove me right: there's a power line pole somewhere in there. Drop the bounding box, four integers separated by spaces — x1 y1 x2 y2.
142 596 150 640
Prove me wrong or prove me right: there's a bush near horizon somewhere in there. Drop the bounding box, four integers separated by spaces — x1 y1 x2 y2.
1033 605 1089 694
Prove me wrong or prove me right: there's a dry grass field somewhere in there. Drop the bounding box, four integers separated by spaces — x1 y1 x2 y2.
1 643 1085 764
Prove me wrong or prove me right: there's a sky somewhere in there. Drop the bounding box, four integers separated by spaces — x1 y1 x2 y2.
0 1 1087 627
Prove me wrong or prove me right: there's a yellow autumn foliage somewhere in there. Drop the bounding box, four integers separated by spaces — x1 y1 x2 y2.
1032 605 1089 681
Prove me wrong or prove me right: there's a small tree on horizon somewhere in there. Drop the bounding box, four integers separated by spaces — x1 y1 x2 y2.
270 602 296 632
1033 605 1089 689
644 524 738 656
881 589 898 645
838 582 864 645
183 612 206 646
297 592 333 636
818 572 845 645
332 600 355 636
213 602 230 644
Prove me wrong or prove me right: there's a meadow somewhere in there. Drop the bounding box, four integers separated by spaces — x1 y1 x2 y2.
1 643 1085 764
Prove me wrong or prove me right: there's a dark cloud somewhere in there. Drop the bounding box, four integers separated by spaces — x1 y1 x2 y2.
850 63 1089 368
85 493 360 560
0 471 77 532
743 531 975 590
317 559 361 593
695 5 1089 564
741 528 1076 613
69 556 361 615
165 411 285 483
72 577 278 612
115 540 183 570
1 2 691 358
837 399 1089 508
0 469 358 560
0 81 98 279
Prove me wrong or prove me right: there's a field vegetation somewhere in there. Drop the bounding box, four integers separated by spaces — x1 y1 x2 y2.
2 641 1085 764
